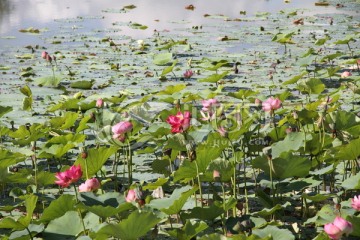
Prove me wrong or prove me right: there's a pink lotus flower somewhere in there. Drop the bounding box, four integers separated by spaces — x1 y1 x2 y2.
55 165 83 188
183 69 193 79
213 170 221 180
125 188 143 203
351 195 360 211
96 98 103 108
41 51 48 59
125 189 137 202
324 216 353 240
112 121 133 141
262 97 282 112
341 71 352 78
202 98 217 112
217 126 227 137
324 223 343 240
79 178 100 192
333 216 353 236
166 111 191 133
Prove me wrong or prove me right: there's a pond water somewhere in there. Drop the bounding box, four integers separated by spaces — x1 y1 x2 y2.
0 0 349 48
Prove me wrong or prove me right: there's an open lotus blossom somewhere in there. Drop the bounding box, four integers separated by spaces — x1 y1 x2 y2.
112 121 133 141
166 111 191 133
351 195 360 211
324 216 353 240
96 98 103 108
55 165 83 188
183 69 194 79
341 71 352 78
202 98 217 112
79 178 100 192
262 97 282 112
324 223 343 240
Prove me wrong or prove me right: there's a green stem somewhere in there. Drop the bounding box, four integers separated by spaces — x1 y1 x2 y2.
127 140 133 185
84 157 89 180
194 160 203 208
272 113 279 140
73 184 87 235
25 226 34 240
221 182 227 235
113 150 119 191
229 140 237 200
32 141 38 189
347 43 353 57
268 157 275 205
51 65 56 82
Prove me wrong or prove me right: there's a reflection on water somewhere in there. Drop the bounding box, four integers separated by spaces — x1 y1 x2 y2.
0 0 347 46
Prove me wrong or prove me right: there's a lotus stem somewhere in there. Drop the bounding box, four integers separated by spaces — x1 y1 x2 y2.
25 226 34 240
194 160 203 208
221 182 226 235
268 156 275 204
73 184 87 235
127 140 133 185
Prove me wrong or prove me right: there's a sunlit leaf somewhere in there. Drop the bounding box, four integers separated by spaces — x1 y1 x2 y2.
97 210 162 239
35 75 62 87
148 185 198 215
43 211 83 239
161 60 178 76
153 52 173 65
167 219 208 240
198 71 229 83
253 225 295 240
40 194 76 223
74 146 118 177
341 172 360 190
70 80 94 89
129 22 148 30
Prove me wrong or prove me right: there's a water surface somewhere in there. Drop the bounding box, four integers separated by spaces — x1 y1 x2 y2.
0 0 345 47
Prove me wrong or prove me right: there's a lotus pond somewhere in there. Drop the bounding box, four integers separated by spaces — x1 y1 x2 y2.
0 0 360 239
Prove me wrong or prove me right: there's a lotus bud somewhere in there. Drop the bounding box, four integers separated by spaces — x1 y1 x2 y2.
41 51 48 59
213 170 221 181
292 111 298 120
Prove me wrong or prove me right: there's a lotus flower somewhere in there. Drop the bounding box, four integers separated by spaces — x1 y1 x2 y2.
125 189 137 202
333 216 353 236
341 71 352 78
262 97 281 112
324 216 353 240
213 170 221 181
324 223 343 240
166 111 191 133
96 98 103 108
217 126 227 137
55 165 83 188
125 188 143 202
201 98 217 112
183 69 194 79
112 121 133 141
41 51 48 59
351 195 360 211
79 178 100 192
